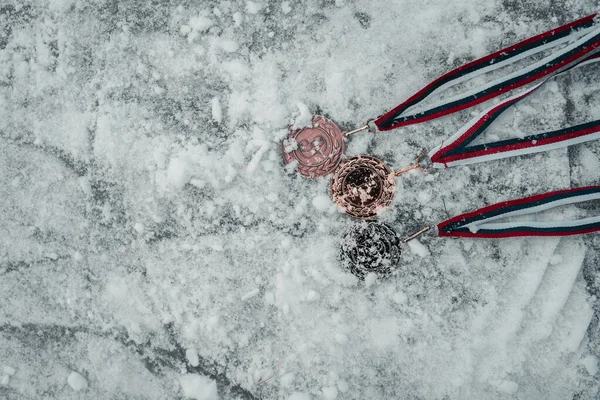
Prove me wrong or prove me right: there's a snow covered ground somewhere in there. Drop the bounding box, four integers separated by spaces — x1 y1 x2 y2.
1 0 600 399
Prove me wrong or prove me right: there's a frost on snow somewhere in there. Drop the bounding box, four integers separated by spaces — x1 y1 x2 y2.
2 0 600 399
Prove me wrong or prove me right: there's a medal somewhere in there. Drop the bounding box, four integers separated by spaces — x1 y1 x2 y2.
282 115 348 178
332 50 600 219
341 187 600 279
282 13 600 179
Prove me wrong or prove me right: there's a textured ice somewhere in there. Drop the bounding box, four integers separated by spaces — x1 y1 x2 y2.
1 0 600 399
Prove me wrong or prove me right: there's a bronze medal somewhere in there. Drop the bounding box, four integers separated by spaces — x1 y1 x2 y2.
330 155 396 219
282 115 345 178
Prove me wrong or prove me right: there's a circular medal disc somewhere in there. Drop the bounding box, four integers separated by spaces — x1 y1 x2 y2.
331 155 396 219
340 221 402 280
282 115 345 178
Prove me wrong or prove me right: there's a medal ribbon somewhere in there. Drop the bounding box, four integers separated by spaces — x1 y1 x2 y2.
375 13 599 130
428 54 600 168
437 186 600 238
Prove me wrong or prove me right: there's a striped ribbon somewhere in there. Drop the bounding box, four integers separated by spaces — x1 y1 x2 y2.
437 186 600 238
428 54 600 168
375 13 599 131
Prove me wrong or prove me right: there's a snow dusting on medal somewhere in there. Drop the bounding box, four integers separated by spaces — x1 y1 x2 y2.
340 221 402 279
282 115 345 178
331 155 396 219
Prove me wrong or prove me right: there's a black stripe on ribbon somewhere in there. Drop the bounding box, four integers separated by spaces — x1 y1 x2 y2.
446 119 600 158
377 31 600 129
451 220 600 237
374 14 599 130
438 186 600 237
431 52 600 165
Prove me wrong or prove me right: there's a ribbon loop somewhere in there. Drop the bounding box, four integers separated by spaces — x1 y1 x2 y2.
375 14 599 130
428 54 600 168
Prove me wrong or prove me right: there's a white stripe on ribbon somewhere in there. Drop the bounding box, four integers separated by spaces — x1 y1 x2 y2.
399 24 600 120
468 215 600 232
428 56 600 168
425 24 597 99
460 191 600 232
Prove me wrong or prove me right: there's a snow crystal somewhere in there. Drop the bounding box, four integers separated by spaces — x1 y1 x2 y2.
189 16 213 32
241 288 260 301
67 371 88 391
232 12 243 27
364 272 379 287
288 392 311 400
582 355 599 376
291 102 313 129
0 375 9 385
180 25 192 35
407 239 431 258
337 380 349 393
322 386 338 399
211 97 223 123
186 348 200 367
3 366 16 376
179 374 218 400
167 157 192 190
305 290 320 302
133 223 145 234
496 380 519 394
220 39 239 53
312 194 333 212
392 291 408 304
246 1 263 14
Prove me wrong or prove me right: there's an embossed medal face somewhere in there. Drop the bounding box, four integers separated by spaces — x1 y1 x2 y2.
282 115 345 178
331 155 396 220
340 221 402 280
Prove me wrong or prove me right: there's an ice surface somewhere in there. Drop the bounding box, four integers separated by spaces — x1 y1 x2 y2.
1 0 600 399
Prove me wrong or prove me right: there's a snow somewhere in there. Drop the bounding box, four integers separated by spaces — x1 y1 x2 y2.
407 239 431 258
282 2 292 14
288 393 311 400
246 1 263 14
179 374 219 400
364 272 379 287
582 355 599 376
188 16 213 32
241 288 260 301
1 1 600 399
321 386 338 399
186 348 200 367
312 194 334 212
3 366 16 376
167 156 193 189
67 371 88 391
305 289 320 302
211 97 223 123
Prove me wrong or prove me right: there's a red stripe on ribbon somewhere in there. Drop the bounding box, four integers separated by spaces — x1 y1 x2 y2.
434 123 600 165
429 95 525 161
375 20 600 131
438 225 600 238
436 186 600 233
